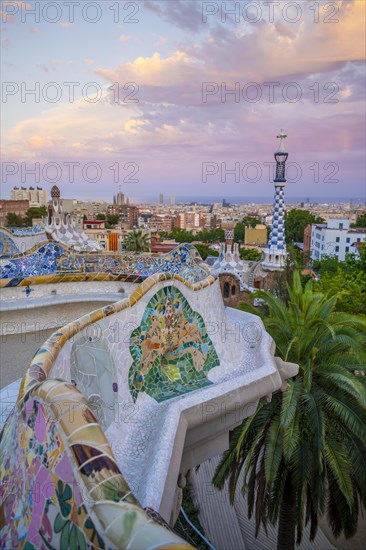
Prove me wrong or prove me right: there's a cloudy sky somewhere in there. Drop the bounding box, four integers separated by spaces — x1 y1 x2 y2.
1 0 365 201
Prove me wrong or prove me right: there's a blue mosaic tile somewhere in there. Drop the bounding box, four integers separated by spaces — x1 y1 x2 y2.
0 240 208 285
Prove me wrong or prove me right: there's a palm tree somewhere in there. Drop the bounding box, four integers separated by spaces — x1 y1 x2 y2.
214 272 366 550
125 229 150 252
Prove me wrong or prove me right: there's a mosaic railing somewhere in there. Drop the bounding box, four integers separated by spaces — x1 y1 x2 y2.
0 379 193 549
0 226 48 258
0 242 209 287
1 271 218 548
17 272 217 403
7 223 45 235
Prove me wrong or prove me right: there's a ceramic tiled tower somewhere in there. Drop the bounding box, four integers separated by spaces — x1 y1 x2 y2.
262 129 288 270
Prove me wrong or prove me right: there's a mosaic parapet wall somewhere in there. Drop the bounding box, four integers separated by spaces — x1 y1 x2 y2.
0 226 48 257
0 240 209 287
1 269 298 546
15 271 297 514
6 224 45 235
0 379 192 549
1 272 218 549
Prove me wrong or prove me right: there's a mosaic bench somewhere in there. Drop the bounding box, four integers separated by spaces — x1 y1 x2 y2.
0 271 298 548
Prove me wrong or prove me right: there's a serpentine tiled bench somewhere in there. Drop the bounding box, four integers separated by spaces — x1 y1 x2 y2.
0 271 298 548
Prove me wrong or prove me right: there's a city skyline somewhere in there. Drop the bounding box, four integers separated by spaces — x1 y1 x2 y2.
1 1 365 201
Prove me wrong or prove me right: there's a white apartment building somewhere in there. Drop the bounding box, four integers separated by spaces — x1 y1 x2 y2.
10 186 48 206
310 218 366 261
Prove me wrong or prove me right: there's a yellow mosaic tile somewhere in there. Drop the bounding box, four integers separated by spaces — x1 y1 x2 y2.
59 407 99 438
68 429 114 452
34 379 62 401
47 399 83 422
42 380 82 402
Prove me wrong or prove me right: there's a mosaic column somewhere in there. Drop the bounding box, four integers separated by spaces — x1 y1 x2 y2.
262 129 288 270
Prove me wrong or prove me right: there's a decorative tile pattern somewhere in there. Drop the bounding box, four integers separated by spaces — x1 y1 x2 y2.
0 380 193 549
0 390 106 549
129 285 219 402
7 224 45 236
0 231 19 257
0 242 65 279
0 240 209 287
0 226 49 257
18 272 217 403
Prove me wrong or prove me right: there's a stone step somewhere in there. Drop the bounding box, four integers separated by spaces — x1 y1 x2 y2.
189 456 246 550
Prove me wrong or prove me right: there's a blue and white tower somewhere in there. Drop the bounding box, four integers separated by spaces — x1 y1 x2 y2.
262 129 288 270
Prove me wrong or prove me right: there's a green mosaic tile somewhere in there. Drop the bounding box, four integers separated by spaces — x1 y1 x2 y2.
129 286 219 402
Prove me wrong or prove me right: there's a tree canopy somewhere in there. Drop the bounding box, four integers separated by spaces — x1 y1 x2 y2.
124 229 150 252
6 212 24 227
313 245 366 315
23 206 47 226
351 214 366 228
106 214 119 228
194 244 219 260
285 209 324 243
165 227 225 244
239 247 262 261
196 227 225 243
214 273 366 549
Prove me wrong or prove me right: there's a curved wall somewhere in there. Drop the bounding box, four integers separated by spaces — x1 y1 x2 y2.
1 268 298 547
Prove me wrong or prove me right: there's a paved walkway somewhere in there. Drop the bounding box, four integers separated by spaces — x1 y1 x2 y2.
190 456 337 550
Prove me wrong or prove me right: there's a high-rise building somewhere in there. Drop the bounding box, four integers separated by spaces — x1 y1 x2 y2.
170 195 176 205
10 186 48 207
262 129 288 270
159 193 164 205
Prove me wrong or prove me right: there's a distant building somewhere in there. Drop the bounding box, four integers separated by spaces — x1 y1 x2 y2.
120 205 139 230
202 212 219 230
175 212 205 233
83 220 106 230
62 199 107 220
148 214 174 233
159 193 164 205
117 190 124 206
310 218 366 261
0 199 29 226
150 235 178 253
170 195 176 206
83 226 128 251
244 224 267 246
10 186 47 207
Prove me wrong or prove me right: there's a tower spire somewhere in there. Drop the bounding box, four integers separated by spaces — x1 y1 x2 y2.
262 129 289 270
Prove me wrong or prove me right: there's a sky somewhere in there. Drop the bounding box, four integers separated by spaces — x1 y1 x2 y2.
1 0 365 202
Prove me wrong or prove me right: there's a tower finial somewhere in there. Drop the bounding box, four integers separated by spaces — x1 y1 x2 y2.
276 129 287 152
